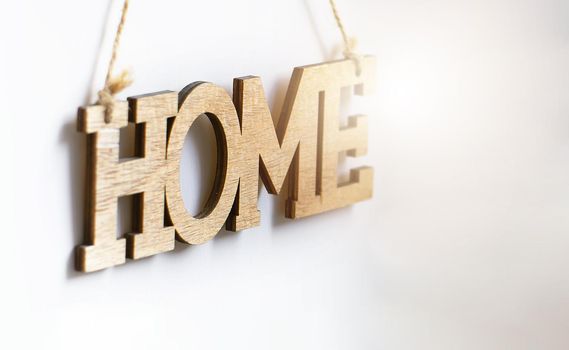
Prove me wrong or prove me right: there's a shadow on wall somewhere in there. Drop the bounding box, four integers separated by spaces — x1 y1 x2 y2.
60 118 85 279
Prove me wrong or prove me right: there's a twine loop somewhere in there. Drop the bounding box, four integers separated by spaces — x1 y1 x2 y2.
328 0 362 76
95 0 362 123
97 70 132 123
342 37 362 76
97 0 131 123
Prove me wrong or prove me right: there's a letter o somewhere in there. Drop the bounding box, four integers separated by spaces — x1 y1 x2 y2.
166 82 240 244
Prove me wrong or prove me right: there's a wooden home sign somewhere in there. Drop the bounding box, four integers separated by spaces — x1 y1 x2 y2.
76 57 376 272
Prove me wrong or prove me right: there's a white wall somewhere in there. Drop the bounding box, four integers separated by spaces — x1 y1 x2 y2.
1 0 569 349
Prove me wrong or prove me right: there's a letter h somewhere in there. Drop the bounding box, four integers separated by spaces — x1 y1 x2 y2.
76 92 177 272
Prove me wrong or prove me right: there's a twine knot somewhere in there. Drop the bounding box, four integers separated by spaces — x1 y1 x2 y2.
97 70 133 123
96 0 131 124
342 37 362 76
328 0 362 76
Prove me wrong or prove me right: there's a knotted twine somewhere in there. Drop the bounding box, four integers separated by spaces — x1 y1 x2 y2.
328 0 362 75
96 0 361 123
97 0 132 123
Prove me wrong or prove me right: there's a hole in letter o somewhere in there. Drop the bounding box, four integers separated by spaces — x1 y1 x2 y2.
180 114 220 217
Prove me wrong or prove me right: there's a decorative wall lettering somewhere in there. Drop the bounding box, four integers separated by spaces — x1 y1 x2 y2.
76 57 376 272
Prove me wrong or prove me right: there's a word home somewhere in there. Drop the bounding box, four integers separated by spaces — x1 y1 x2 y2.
76 57 376 272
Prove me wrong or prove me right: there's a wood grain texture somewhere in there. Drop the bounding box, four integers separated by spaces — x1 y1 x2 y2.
228 56 377 227
76 92 177 272
75 57 376 272
285 56 376 218
125 91 177 260
165 82 241 244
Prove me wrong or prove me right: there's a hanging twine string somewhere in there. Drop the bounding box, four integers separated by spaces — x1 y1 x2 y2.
97 0 133 123
95 0 356 123
328 0 362 75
